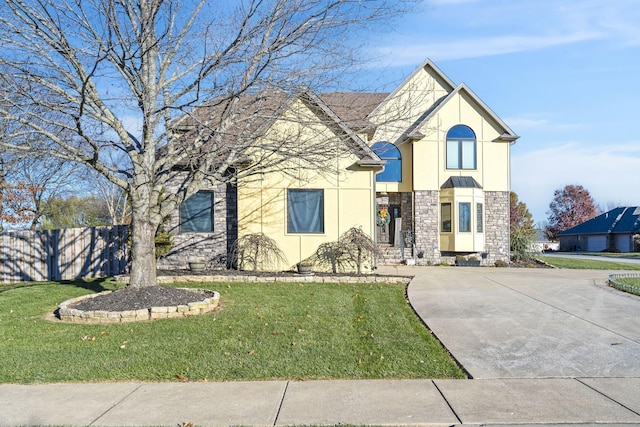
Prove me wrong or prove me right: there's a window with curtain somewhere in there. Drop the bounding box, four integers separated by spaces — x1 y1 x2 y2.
476 203 483 233
441 203 452 232
459 202 471 232
371 141 402 182
446 125 476 170
180 191 214 233
287 189 324 233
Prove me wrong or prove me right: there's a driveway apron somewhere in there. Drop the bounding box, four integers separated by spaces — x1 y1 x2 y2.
405 267 640 379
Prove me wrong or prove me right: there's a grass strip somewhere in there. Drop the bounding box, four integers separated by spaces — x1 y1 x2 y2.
0 279 464 383
538 256 640 270
609 276 640 297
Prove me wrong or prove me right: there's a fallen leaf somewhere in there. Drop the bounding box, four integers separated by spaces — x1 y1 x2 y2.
6 338 13 341
101 332 109 336
82 336 95 341
248 349 256 355
272 331 279 335
297 328 306 333
291 342 297 346
176 374 186 380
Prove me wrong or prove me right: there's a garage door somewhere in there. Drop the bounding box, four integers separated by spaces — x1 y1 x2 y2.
587 235 607 252
616 234 631 252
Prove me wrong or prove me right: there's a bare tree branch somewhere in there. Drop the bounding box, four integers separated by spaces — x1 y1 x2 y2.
0 0 416 286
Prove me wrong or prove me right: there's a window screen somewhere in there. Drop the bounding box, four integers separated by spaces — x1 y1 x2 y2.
180 191 214 233
287 189 324 233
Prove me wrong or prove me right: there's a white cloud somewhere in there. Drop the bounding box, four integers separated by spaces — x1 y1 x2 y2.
503 117 549 130
511 142 640 223
503 116 585 134
372 0 640 65
375 31 604 65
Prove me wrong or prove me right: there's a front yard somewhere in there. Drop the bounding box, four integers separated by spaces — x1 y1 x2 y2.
0 279 465 384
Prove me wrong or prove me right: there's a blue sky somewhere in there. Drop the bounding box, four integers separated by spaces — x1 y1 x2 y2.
366 0 640 224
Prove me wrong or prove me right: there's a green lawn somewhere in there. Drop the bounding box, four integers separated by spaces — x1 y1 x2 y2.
610 276 640 297
0 279 465 384
582 252 640 259
538 255 640 270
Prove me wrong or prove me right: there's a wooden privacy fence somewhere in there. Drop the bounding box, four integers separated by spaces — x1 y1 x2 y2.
0 225 129 283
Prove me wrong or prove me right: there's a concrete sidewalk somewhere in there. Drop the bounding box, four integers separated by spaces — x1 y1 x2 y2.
2 377 640 426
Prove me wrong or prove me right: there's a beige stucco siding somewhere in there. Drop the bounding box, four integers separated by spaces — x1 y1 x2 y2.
413 91 511 192
237 99 377 270
369 65 450 145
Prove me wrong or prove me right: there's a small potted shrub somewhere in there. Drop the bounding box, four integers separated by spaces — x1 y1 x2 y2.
296 259 313 275
189 257 207 272
455 255 481 267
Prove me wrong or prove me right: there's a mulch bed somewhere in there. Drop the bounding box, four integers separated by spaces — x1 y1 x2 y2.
71 286 217 312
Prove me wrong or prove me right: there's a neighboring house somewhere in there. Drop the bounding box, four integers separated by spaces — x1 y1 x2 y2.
559 207 640 252
534 229 559 252
159 59 519 271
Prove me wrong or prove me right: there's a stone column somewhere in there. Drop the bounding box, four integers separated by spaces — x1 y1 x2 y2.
413 190 441 265
484 191 510 264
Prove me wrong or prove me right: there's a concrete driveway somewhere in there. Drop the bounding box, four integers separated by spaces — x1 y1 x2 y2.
402 267 640 379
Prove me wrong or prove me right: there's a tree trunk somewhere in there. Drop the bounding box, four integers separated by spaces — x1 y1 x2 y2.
128 214 158 288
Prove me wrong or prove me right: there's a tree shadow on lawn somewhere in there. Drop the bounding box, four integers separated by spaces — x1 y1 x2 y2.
0 277 114 294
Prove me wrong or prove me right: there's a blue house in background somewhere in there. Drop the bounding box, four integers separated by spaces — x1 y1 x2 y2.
559 207 640 252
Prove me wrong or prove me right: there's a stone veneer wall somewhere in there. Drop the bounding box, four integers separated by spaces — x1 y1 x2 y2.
484 191 510 264
401 193 413 239
157 176 238 270
413 190 441 265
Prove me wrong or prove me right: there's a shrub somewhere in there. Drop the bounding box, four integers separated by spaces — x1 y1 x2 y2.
494 259 509 268
231 233 287 271
510 227 538 262
313 227 378 274
155 226 173 258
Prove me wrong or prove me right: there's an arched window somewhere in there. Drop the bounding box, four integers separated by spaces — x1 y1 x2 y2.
446 125 476 170
372 142 402 182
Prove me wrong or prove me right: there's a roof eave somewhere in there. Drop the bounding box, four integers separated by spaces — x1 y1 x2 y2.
495 133 520 142
357 159 385 168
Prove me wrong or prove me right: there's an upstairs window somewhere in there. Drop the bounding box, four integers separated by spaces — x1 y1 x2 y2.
372 142 402 182
180 191 214 233
446 125 476 170
287 189 324 234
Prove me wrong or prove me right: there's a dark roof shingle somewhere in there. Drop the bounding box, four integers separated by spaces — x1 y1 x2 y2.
560 207 640 235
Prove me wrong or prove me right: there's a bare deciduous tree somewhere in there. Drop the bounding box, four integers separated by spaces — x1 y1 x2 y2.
0 0 414 287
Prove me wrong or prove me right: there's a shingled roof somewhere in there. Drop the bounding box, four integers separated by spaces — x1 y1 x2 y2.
560 207 640 235
440 176 483 189
169 88 384 167
319 92 389 130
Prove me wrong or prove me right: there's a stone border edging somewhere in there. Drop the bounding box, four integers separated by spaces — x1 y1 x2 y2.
608 272 640 297
115 273 412 285
57 288 220 324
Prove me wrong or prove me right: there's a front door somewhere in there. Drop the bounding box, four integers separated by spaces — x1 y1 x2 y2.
377 204 401 245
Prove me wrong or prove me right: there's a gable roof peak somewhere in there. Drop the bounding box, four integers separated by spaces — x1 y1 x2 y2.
366 58 457 120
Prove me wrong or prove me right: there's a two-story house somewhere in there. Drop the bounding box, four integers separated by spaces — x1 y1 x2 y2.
159 59 518 271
